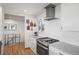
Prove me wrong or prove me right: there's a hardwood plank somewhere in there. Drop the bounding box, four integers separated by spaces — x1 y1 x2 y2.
4 42 33 55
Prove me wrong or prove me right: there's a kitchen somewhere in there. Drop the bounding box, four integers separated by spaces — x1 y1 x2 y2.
0 3 79 55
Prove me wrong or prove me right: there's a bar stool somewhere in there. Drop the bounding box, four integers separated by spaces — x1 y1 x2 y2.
15 34 20 44
4 34 6 45
6 34 9 45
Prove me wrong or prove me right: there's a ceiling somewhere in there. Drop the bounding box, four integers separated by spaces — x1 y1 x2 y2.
0 3 60 16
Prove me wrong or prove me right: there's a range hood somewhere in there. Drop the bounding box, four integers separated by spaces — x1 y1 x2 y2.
45 4 57 20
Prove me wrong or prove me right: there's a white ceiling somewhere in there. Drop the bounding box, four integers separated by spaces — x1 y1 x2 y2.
0 3 60 16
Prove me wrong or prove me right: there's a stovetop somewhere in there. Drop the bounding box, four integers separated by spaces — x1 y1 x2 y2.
44 39 59 43
37 37 59 46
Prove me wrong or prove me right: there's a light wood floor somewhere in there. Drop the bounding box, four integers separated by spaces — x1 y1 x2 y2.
4 43 33 55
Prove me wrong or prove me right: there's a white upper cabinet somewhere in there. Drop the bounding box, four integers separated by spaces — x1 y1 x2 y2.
61 3 79 31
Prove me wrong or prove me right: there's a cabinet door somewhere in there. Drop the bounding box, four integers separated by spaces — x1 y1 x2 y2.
49 48 58 55
49 47 64 55
49 46 60 55
33 38 37 54
28 37 31 47
32 38 37 54
49 47 56 55
30 37 37 54
25 35 30 48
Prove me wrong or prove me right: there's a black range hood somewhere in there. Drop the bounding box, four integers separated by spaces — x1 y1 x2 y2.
45 3 57 20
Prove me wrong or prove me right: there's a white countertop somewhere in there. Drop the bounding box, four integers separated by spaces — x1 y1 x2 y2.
31 35 44 39
50 42 79 55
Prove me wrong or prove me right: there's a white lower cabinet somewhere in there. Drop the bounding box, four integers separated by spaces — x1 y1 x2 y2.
29 37 37 54
49 47 64 55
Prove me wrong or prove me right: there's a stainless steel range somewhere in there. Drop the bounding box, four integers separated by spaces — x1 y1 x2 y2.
37 37 59 55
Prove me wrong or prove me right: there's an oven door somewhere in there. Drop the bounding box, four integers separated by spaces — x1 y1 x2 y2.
37 42 49 55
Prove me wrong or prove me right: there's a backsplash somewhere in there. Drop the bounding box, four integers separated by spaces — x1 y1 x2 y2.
39 20 79 46
60 31 79 46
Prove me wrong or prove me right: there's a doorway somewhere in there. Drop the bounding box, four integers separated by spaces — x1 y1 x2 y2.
3 14 25 55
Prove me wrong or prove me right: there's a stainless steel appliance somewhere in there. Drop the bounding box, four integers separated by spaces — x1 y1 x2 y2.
37 37 59 55
44 3 58 20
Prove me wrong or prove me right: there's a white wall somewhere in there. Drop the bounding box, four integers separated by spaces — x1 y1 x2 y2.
39 20 62 38
25 15 38 48
61 3 79 31
37 3 79 46
0 6 4 41
0 6 4 54
4 19 25 42
60 3 79 46
37 4 62 39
